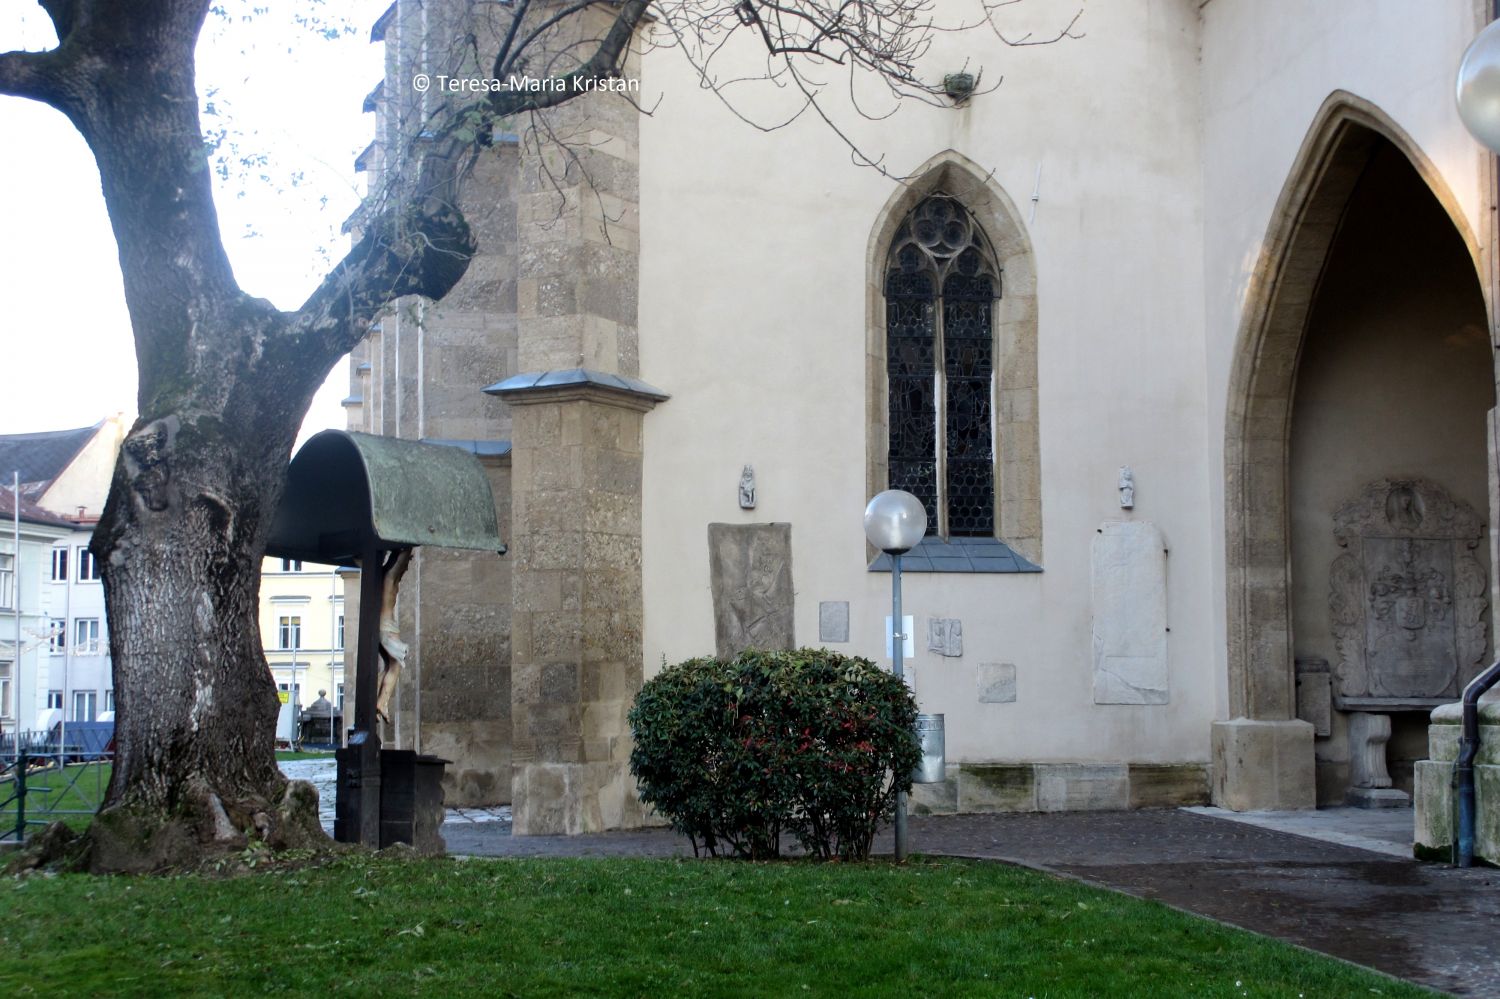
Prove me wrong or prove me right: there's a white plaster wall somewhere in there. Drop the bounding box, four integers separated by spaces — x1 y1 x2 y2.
638 0 1217 765
37 415 124 520
1200 0 1489 717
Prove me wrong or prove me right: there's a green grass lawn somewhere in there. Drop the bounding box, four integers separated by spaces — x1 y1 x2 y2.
0 762 109 836
0 854 1431 998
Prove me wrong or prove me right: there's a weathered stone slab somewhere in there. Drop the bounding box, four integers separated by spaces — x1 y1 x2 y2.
1127 764 1209 808
1036 763 1129 811
708 523 794 660
1413 759 1453 854
1294 657 1332 737
1091 521 1169 704
1328 479 1488 702
977 662 1017 703
957 765 1036 812
927 618 963 657
818 601 849 643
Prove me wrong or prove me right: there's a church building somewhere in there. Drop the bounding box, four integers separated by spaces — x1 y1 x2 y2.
343 0 1500 836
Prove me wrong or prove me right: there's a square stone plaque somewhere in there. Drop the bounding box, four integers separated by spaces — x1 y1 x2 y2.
818 601 849 643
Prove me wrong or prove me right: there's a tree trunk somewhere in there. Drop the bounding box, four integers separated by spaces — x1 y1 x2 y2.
0 0 461 871
89 411 325 872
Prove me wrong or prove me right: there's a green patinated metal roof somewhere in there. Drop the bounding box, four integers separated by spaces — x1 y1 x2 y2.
267 430 505 567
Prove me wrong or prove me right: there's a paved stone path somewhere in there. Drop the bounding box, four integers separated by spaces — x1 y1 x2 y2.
283 757 1500 996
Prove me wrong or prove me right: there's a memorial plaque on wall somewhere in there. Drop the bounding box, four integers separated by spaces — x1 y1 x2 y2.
1328 479 1488 701
708 523 795 660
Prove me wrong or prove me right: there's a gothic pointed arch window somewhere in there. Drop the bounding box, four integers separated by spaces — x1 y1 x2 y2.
885 194 1000 537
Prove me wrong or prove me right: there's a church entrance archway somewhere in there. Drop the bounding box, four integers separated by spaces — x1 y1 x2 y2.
1217 94 1494 811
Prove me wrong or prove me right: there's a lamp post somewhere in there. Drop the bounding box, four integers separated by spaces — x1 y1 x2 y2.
1452 14 1500 869
864 489 928 863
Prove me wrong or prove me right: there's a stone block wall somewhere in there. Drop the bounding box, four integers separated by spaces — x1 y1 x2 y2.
341 0 524 807
908 762 1210 816
507 393 650 833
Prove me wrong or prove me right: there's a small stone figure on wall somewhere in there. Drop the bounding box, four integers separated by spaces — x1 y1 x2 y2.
738 464 757 510
374 548 413 727
1118 466 1135 509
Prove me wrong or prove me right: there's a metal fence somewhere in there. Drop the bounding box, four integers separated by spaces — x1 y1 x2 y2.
0 728 113 844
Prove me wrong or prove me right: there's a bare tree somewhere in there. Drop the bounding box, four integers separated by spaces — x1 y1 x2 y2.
0 0 1075 871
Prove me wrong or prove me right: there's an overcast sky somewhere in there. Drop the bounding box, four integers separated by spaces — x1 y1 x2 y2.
0 1 389 443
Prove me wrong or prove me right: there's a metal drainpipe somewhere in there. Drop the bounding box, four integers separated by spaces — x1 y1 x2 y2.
1456 660 1500 866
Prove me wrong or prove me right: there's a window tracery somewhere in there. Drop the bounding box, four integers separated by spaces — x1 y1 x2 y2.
885 194 1000 537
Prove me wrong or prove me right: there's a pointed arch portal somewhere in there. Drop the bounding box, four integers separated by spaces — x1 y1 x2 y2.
1216 93 1493 810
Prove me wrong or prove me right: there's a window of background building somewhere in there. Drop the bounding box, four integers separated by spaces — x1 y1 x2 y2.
77 547 101 582
105 689 114 713
47 689 62 709
336 613 345 650
75 617 101 654
73 689 97 722
0 553 14 610
278 615 302 650
50 547 68 581
280 558 303 572
48 618 65 654
0 671 11 719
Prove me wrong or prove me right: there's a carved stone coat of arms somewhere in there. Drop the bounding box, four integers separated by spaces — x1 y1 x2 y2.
1328 479 1488 701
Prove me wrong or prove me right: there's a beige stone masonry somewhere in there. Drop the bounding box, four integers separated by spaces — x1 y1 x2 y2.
506 390 655 834
907 762 1209 816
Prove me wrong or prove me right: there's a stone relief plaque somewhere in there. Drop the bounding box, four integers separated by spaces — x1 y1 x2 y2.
1328 479 1487 701
1091 520 1169 705
708 523 795 660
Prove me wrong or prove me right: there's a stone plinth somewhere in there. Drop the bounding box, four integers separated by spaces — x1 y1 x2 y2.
1414 698 1500 862
1211 717 1317 811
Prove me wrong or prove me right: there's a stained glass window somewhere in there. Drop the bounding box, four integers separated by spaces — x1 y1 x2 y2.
885 195 1000 537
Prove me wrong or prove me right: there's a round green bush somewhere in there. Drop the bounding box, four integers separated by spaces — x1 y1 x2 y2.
627 648 920 861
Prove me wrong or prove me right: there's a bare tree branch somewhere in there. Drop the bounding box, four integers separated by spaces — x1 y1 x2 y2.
290 195 475 365
0 48 66 104
484 0 651 116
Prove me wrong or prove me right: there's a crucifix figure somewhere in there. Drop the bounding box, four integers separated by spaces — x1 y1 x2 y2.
373 548 413 727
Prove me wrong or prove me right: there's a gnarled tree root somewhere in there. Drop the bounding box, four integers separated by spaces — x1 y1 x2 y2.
11 778 333 875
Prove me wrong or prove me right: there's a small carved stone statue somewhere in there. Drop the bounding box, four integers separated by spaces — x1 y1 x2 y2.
374 548 413 727
738 464 757 510
1118 466 1135 509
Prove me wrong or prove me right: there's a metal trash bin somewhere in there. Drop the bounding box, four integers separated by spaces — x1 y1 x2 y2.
913 713 945 784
